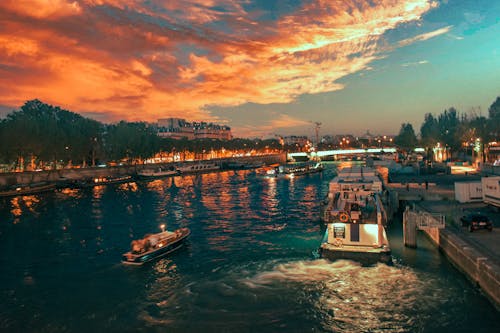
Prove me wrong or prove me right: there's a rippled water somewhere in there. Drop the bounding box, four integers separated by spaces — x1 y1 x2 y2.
0 164 498 332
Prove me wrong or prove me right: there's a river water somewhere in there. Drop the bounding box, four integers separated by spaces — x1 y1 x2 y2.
0 164 498 332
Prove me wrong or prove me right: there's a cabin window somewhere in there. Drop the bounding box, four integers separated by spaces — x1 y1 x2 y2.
333 226 345 238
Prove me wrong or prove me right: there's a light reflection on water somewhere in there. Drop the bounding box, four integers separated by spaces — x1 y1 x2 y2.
0 164 498 333
245 259 429 333
141 257 476 333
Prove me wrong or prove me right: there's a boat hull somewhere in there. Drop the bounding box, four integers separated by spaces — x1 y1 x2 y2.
137 172 178 179
0 183 56 197
320 243 392 265
122 242 186 265
76 176 133 188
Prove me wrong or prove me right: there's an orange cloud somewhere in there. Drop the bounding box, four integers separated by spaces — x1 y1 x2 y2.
0 0 439 135
1 0 82 19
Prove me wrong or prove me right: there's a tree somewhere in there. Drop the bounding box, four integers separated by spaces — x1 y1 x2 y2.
0 99 105 169
394 123 417 153
104 121 161 163
420 113 440 148
488 96 500 140
437 107 461 155
469 116 490 162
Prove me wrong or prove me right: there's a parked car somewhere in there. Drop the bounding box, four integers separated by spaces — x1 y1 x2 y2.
460 213 493 232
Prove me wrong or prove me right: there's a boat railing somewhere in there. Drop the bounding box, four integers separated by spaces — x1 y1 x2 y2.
323 199 335 222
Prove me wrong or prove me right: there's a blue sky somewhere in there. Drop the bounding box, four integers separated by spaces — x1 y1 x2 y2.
211 0 500 137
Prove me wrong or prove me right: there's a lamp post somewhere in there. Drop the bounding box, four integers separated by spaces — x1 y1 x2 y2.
65 146 71 168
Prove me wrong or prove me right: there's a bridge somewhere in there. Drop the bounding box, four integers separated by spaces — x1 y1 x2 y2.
288 147 397 161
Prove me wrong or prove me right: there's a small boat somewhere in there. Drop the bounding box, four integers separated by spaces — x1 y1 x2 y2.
0 182 56 198
137 166 178 179
122 225 190 265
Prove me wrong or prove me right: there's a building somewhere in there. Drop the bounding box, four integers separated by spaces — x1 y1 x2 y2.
157 118 195 140
488 143 500 165
283 135 309 147
157 118 232 140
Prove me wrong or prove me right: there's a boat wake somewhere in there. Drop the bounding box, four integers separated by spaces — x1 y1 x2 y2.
241 259 461 333
139 258 465 332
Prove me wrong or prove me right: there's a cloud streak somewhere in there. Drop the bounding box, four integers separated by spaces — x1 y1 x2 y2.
401 60 429 67
0 0 439 135
398 25 452 46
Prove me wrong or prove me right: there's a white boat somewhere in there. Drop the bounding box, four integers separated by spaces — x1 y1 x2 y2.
137 166 179 178
176 162 220 174
265 162 323 178
122 225 190 265
319 166 391 264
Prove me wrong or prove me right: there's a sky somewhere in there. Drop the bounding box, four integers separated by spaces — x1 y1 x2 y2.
0 0 499 138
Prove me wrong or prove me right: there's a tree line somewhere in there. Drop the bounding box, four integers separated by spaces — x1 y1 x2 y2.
394 96 500 161
1 97 499 170
0 100 281 170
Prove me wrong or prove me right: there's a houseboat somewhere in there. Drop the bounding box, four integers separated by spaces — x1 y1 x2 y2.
319 166 391 265
122 225 190 265
137 166 178 179
176 162 220 174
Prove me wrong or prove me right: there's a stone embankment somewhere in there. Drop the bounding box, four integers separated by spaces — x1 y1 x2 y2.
434 227 500 309
385 170 500 310
409 203 500 309
0 154 286 187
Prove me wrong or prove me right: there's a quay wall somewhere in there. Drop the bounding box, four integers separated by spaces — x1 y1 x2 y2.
420 221 500 310
422 226 439 245
0 154 286 187
0 166 131 186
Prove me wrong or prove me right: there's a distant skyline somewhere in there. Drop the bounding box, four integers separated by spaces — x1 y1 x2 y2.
0 1 499 138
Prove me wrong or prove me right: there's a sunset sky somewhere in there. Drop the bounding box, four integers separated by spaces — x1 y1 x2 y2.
0 0 499 138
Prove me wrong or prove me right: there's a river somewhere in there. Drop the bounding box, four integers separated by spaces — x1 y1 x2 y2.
0 163 498 332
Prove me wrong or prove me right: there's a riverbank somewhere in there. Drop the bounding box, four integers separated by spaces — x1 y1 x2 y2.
0 154 286 189
386 173 500 310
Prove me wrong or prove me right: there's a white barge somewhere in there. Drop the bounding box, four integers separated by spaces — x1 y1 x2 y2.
319 166 391 265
